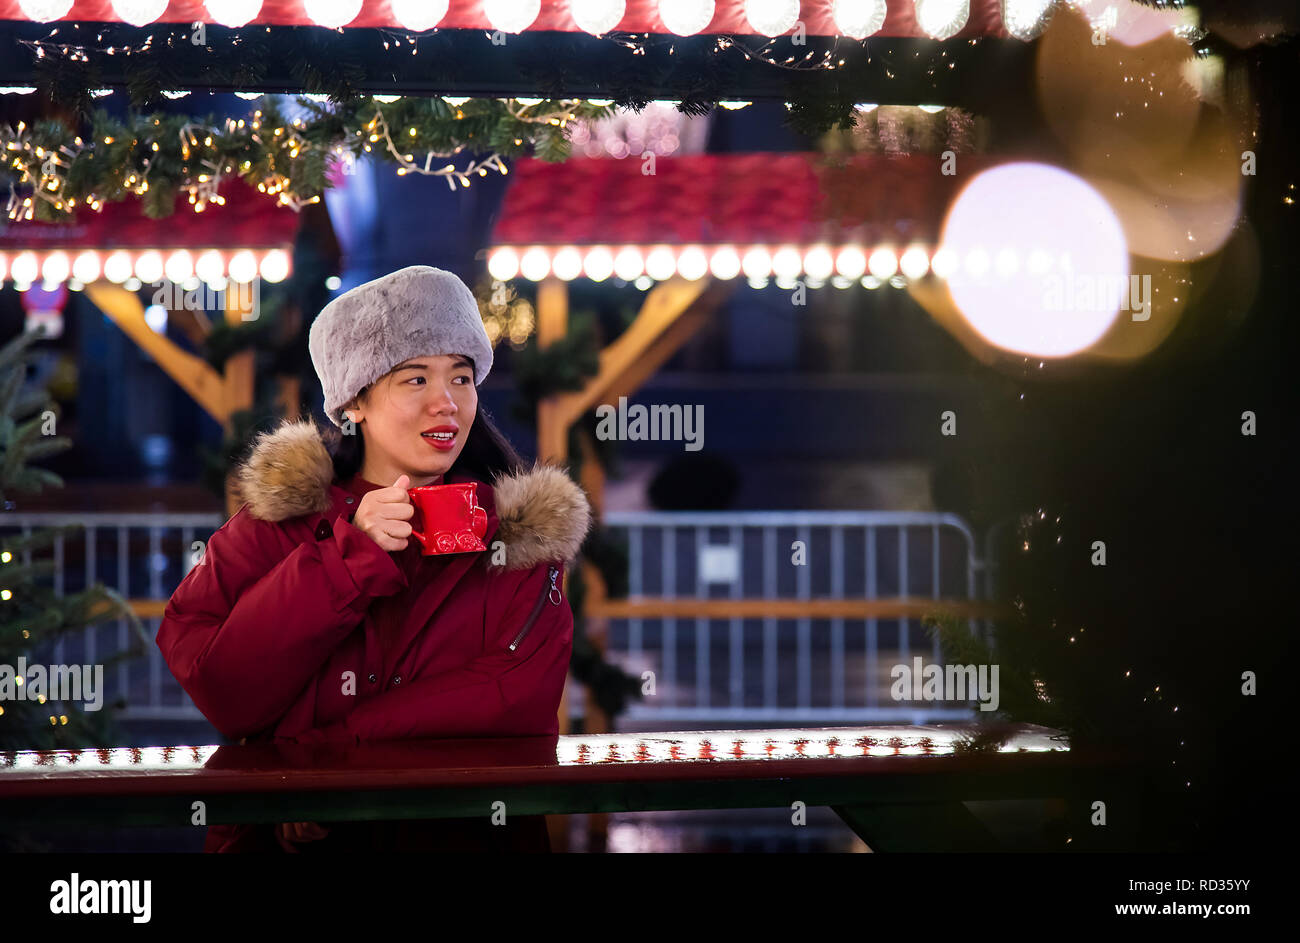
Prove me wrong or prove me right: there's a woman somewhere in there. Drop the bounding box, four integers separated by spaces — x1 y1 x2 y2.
157 265 591 852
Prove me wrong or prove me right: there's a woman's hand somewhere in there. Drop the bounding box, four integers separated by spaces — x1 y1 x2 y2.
351 474 415 551
276 821 330 848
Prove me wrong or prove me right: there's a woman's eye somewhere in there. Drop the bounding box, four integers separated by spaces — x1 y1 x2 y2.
407 375 470 386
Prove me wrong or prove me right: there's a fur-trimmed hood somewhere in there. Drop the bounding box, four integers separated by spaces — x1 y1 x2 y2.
232 419 591 570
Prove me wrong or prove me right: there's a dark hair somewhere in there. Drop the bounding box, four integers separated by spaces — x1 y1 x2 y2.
321 377 525 485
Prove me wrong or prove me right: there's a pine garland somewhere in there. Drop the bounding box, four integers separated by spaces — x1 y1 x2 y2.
1 96 614 221
508 312 602 412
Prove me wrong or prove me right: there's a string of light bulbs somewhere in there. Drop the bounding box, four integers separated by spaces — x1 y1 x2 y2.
3 1 1066 42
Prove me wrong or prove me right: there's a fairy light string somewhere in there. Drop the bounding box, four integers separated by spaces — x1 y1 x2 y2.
0 96 616 220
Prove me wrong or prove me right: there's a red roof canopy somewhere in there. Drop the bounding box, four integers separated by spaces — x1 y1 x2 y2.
0 0 1014 38
490 152 1001 248
0 182 300 251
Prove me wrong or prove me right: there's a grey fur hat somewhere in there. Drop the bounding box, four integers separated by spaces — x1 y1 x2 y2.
308 265 493 427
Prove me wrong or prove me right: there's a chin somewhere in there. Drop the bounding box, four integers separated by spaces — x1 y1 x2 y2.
415 453 456 477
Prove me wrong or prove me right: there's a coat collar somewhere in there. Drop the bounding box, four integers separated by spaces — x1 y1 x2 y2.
232 419 591 571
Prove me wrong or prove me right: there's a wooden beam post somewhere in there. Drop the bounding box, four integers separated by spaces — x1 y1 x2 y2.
554 278 733 430
277 377 301 420
223 285 257 518
535 277 569 465
86 283 227 424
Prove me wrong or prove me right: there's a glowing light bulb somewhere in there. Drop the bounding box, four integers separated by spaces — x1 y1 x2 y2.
570 0 625 35
18 0 74 22
644 246 676 281
1001 0 1056 41
390 0 448 31
899 245 930 279
195 250 225 284
771 245 802 279
658 0 715 36
72 251 101 283
803 245 835 280
834 246 867 279
676 246 708 280
164 250 194 283
744 0 799 37
741 246 773 279
613 247 644 280
303 0 363 28
930 247 957 278
708 246 741 280
583 246 615 281
832 0 887 39
519 246 551 281
483 0 541 33
110 0 169 26
134 250 164 284
104 251 133 284
868 247 898 279
41 251 70 284
259 249 290 283
551 246 583 281
228 250 258 283
487 247 520 281
914 0 969 40
203 0 262 27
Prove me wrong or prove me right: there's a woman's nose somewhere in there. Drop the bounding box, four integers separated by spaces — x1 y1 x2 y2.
428 385 458 412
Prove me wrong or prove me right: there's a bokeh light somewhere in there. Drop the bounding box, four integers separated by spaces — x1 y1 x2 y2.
939 162 1129 358
1035 5 1246 263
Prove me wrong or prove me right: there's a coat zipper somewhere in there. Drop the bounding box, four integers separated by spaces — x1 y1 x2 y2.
509 565 561 651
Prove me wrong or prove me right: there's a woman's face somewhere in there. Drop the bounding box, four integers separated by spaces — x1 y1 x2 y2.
350 354 478 484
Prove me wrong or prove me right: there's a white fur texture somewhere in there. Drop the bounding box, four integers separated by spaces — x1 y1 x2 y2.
308 265 494 427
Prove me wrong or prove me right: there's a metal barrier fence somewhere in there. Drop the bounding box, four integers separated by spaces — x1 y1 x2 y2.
0 513 222 722
1 509 999 727
597 511 995 725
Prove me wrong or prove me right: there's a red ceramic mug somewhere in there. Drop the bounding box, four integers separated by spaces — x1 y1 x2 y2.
406 482 488 555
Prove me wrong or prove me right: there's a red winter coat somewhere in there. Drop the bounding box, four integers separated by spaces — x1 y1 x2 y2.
157 419 591 852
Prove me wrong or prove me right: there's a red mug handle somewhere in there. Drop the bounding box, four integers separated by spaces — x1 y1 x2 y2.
409 515 427 553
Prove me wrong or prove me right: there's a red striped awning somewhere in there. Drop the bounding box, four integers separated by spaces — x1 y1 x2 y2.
491 152 999 248
0 182 299 251
0 0 1021 39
